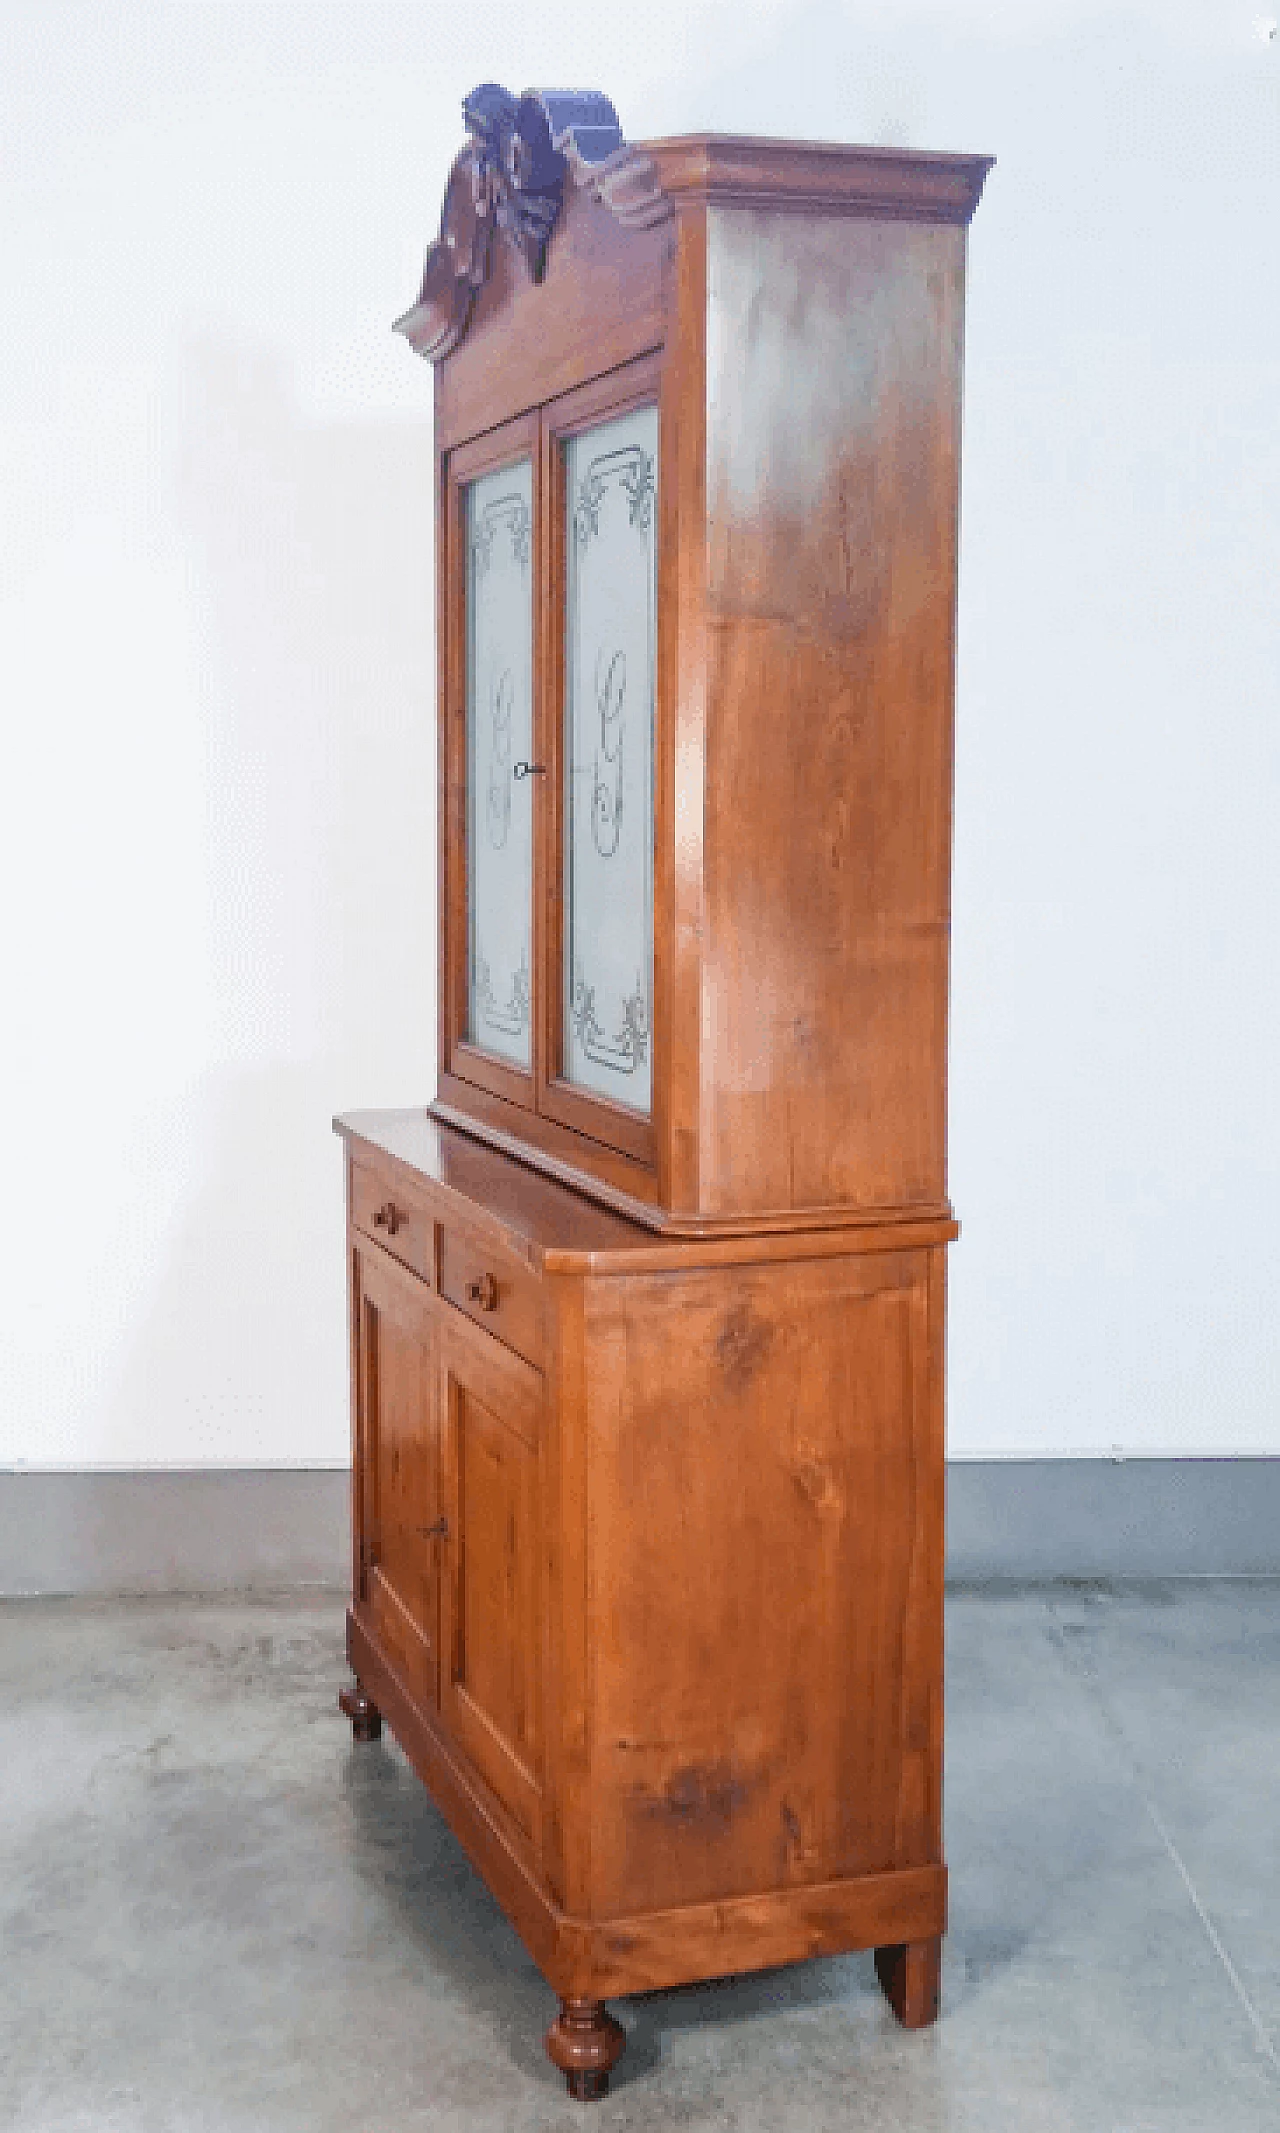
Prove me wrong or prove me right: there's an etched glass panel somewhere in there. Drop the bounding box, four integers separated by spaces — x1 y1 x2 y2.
563 406 658 1114
466 458 533 1070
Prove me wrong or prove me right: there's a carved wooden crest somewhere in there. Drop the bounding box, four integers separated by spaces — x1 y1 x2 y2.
394 85 670 362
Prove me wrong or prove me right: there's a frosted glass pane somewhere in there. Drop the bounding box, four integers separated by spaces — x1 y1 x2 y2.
466 459 534 1070
563 406 658 1114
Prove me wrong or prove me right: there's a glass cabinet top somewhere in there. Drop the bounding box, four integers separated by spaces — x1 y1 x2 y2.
465 458 534 1072
562 405 658 1117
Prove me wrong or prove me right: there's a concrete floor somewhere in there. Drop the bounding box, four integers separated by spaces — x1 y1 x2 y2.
2 1585 1277 2132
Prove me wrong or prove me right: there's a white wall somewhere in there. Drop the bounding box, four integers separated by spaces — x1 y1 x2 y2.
2 1 1277 1470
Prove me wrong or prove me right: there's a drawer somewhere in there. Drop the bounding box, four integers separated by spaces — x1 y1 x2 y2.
350 1160 435 1285
439 1224 543 1369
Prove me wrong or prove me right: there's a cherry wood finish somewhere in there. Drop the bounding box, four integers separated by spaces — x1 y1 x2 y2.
355 1244 442 1707
442 412 542 1117
545 2000 626 2101
341 1109 958 1273
435 180 669 449
350 1157 436 1284
438 1314 545 1845
337 1116 950 2091
338 1683 382 1743
534 353 664 1173
336 113 987 2099
875 1937 943 2029
438 1221 545 1367
394 90 669 366
428 135 989 1234
580 1250 942 1920
646 132 988 221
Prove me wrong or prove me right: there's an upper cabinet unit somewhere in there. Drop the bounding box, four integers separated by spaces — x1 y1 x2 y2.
398 88 992 1236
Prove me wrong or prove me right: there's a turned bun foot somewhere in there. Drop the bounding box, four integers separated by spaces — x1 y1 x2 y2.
338 1682 382 1743
875 1936 941 2029
545 1997 626 2101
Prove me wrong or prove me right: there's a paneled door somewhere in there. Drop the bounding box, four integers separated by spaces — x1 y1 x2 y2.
354 1242 443 1709
439 1315 544 1844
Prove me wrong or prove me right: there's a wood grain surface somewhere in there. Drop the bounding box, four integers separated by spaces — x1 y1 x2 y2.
695 209 965 1217
425 141 981 1231
334 123 990 2088
580 1250 943 1916
336 1112 957 1272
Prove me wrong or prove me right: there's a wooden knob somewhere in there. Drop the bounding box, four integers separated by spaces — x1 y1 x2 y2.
416 1517 449 1541
373 1201 402 1235
466 1271 499 1312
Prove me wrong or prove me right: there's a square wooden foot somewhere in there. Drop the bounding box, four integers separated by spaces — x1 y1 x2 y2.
874 1936 941 2029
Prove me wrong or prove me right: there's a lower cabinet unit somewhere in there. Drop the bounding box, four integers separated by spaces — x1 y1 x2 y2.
337 1111 951 2099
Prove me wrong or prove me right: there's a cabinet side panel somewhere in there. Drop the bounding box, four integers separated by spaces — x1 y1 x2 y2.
347 1160 364 1604
583 1252 943 1918
700 210 965 1218
659 202 710 1214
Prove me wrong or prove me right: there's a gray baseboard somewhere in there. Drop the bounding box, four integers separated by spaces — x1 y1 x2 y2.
946 1457 1280 1581
0 1470 351 1599
1 1459 1277 1598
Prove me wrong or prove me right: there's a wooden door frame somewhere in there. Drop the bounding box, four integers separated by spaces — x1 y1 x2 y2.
442 409 543 1114
536 352 664 1173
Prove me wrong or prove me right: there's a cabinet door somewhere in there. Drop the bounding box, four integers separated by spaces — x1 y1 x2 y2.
439 1317 544 1843
559 400 658 1119
445 414 540 1108
354 1243 442 1709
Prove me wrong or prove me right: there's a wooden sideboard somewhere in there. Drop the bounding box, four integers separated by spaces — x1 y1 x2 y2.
338 1108 952 2095
337 88 990 2098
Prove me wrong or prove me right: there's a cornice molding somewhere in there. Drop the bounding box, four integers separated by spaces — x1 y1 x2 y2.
394 103 994 365
644 135 994 225
394 85 669 364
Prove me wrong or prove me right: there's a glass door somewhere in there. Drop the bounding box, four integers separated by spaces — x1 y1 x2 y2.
444 367 661 1177
562 404 658 1112
466 458 534 1067
540 360 661 1165
445 415 539 1106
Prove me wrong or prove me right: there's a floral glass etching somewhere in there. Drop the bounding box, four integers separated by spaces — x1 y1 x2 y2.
563 406 658 1113
466 459 534 1068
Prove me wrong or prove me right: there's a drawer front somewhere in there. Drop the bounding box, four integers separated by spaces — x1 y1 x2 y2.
350 1160 435 1286
439 1225 543 1369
